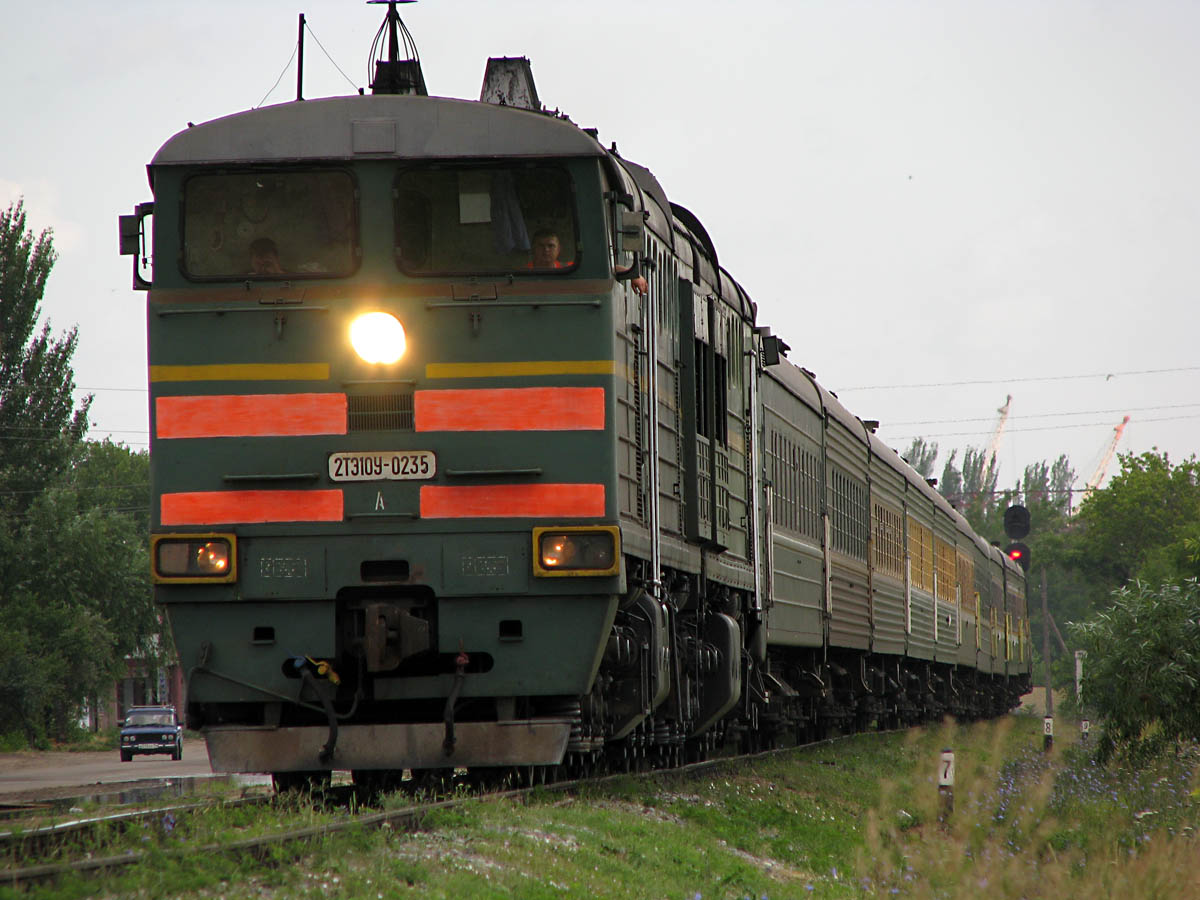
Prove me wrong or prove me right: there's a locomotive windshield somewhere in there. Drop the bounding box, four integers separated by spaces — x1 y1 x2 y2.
394 164 577 275
182 170 357 279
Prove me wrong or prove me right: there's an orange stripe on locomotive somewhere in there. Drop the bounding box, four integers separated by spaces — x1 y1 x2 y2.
414 387 605 432
156 393 348 439
161 489 344 525
420 483 605 518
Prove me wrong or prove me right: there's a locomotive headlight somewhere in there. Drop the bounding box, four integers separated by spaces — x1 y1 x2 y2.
350 312 406 364
533 526 620 577
152 534 237 583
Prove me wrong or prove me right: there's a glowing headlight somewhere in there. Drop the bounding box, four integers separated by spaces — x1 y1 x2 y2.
350 312 406 364
533 527 619 576
152 535 237 583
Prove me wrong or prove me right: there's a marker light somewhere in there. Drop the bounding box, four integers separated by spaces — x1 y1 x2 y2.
152 535 237 583
350 312 406 364
533 527 620 576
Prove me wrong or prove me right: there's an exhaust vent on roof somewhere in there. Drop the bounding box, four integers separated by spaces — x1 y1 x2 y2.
480 57 541 111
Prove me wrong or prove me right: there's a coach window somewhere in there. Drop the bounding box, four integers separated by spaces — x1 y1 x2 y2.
182 171 357 279
393 164 578 276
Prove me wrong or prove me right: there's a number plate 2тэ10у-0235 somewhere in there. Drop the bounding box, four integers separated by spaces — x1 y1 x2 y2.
328 450 436 482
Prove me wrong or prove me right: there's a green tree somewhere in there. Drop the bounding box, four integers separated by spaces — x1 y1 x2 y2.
0 202 156 744
901 437 938 480
939 445 1003 536
1070 579 1200 763
0 442 154 744
0 198 91 513
1071 451 1200 590
0 591 115 745
1021 454 1074 526
67 438 151 536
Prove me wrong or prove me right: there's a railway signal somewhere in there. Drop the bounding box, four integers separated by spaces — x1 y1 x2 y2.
1003 504 1031 573
1003 504 1030 541
1005 541 1031 573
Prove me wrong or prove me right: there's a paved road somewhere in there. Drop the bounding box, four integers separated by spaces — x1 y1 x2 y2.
0 737 216 802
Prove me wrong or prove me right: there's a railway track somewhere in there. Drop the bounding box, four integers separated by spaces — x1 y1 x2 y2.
0 791 272 861
2 730 868 889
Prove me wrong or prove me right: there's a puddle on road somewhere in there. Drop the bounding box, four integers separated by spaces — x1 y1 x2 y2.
0 774 271 819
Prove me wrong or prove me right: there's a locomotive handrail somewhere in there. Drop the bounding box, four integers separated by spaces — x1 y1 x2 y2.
424 298 602 309
155 306 330 317
223 473 321 483
444 467 543 477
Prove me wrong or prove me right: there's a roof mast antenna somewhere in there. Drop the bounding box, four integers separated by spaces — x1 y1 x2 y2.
367 0 427 96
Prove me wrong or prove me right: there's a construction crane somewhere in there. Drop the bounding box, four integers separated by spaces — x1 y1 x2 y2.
1080 415 1131 503
983 394 1013 480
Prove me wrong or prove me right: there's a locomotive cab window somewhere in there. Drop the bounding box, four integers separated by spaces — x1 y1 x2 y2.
393 164 578 275
182 170 358 279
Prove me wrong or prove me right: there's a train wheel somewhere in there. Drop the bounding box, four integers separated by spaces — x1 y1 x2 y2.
515 765 545 788
352 769 405 799
407 768 453 797
466 767 510 791
272 771 332 795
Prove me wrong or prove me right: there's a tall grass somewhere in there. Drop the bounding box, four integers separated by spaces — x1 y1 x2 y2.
6 715 1197 899
858 717 1200 898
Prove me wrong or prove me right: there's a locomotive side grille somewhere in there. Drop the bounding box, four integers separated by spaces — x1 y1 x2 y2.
632 331 646 525
715 445 730 528
348 392 415 432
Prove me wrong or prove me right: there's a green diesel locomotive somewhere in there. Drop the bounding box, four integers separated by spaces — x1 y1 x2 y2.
119 8 1030 787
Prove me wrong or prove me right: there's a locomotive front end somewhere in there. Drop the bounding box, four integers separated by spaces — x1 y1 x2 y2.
132 94 631 782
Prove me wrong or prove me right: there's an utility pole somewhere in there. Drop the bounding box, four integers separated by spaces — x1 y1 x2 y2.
1041 567 1051 717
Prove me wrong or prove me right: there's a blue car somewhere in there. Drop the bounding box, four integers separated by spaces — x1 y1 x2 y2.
119 706 183 761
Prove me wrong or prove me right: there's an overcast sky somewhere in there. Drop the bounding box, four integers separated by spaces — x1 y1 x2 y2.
4 0 1198 496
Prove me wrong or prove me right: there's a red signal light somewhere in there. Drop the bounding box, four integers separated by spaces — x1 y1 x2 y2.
1004 542 1031 573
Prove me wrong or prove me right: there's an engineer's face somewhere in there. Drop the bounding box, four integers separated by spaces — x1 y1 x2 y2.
251 249 283 274
532 235 560 267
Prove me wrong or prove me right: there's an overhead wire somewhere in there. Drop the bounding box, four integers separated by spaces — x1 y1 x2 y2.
0 425 148 435
882 411 1200 441
839 364 1200 392
0 482 149 497
38 363 1200 399
887 401 1200 427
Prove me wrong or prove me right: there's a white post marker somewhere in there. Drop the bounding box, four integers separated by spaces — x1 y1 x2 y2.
1043 715 1054 752
1080 718 1090 742
1075 649 1086 703
938 748 955 821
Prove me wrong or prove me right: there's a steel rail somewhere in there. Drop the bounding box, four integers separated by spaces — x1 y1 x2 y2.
0 792 272 855
0 729 877 889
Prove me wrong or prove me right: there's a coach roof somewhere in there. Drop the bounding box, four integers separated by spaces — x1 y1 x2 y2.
150 95 605 172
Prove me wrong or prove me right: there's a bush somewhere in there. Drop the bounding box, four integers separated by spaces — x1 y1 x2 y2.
1070 579 1200 762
